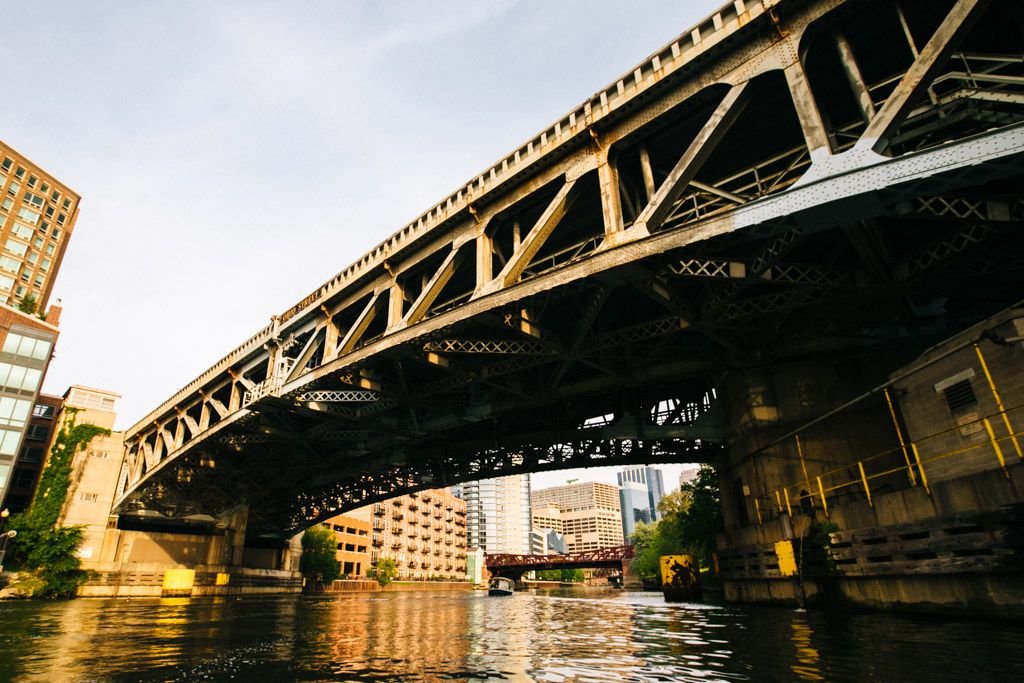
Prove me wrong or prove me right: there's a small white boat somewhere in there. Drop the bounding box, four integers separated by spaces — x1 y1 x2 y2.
488 576 514 596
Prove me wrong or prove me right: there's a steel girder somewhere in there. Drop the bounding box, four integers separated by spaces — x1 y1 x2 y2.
115 0 1024 537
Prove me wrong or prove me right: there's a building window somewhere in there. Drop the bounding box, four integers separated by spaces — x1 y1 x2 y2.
4 240 28 258
32 403 55 419
0 256 19 273
26 423 49 440
0 275 14 292
79 492 100 503
0 428 22 455
0 158 11 171
16 207 39 225
20 446 44 462
2 333 52 361
0 397 32 428
11 223 33 240
7 181 20 196
0 362 43 393
11 468 35 489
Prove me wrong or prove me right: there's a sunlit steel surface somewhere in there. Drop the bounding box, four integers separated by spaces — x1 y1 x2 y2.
114 0 1024 537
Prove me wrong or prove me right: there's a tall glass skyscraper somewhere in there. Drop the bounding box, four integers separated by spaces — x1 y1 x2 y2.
451 473 532 554
617 466 666 540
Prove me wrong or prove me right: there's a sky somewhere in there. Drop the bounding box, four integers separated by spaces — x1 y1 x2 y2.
3 0 723 491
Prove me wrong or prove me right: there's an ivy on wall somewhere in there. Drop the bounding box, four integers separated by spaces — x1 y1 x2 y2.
9 408 110 598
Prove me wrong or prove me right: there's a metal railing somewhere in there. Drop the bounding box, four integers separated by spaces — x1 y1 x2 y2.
748 339 1023 526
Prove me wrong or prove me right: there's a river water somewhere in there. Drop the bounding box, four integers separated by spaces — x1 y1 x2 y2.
1 588 1022 682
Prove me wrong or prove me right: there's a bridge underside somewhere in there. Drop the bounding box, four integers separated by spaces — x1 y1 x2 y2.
116 0 1024 540
125 152 1024 539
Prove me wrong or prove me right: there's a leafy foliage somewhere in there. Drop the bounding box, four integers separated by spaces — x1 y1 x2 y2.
9 411 110 598
369 556 399 586
299 525 341 585
16 293 37 315
629 465 723 580
535 568 584 582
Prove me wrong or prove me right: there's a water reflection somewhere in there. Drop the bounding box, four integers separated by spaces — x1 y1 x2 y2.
2 588 1024 681
790 614 824 682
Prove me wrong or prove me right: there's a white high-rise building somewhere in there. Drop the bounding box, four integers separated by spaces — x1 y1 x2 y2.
451 473 532 554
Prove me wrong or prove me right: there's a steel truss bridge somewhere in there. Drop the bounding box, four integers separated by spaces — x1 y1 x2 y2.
115 0 1024 539
486 546 635 580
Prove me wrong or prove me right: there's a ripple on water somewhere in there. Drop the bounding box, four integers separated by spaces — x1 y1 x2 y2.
3 591 1024 682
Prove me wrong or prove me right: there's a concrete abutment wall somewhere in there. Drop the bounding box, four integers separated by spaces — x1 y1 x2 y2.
715 306 1024 616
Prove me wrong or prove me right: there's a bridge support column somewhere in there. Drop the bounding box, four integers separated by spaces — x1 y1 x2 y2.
715 309 1024 616
621 558 642 590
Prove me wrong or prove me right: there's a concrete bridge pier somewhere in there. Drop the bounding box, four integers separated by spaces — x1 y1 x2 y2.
621 558 642 590
714 308 1024 616
78 504 303 597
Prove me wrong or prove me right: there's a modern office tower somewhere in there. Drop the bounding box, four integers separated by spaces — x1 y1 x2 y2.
351 488 468 581
617 466 666 523
53 386 125 568
0 141 80 310
0 302 61 508
452 473 532 554
530 481 623 552
619 478 653 541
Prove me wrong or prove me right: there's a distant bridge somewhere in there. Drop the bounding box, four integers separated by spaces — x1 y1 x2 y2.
486 545 635 581
113 0 1024 540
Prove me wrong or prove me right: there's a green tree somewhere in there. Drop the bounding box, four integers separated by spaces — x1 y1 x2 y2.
628 521 665 580
299 525 341 585
16 293 37 315
678 465 723 570
629 465 723 580
9 411 110 598
535 568 584 581
369 556 398 586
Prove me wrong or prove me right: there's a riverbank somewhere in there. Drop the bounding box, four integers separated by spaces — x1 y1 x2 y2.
317 579 472 593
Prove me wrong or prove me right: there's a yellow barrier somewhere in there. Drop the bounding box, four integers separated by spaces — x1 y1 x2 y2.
161 568 195 596
660 555 701 602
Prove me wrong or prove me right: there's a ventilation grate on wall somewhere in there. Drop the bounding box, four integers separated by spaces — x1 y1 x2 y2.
943 379 978 412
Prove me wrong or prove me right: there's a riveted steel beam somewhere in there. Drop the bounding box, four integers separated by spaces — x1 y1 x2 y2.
297 390 381 403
